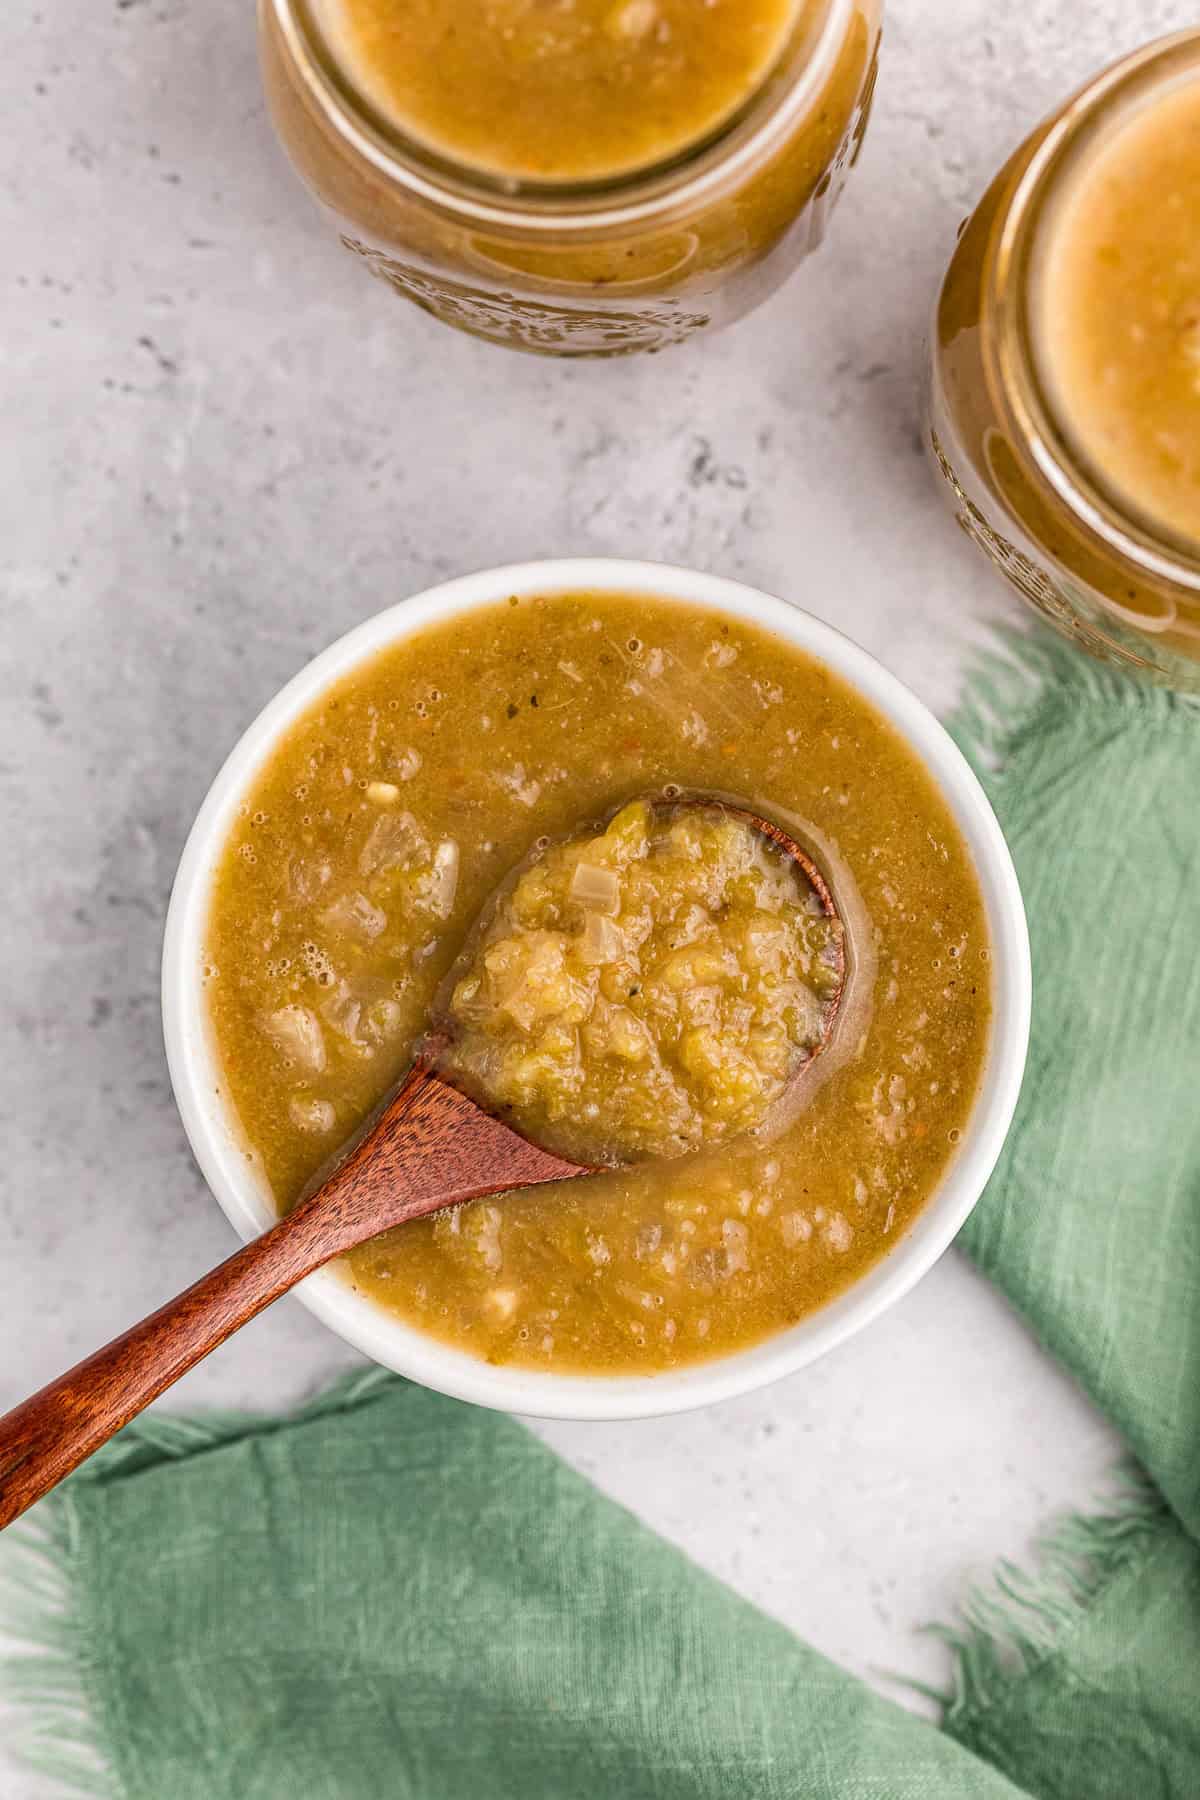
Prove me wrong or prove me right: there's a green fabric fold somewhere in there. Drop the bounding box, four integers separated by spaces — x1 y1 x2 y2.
952 635 1200 1544
938 636 1200 1797
4 1373 1028 1800
3 634 1198 1798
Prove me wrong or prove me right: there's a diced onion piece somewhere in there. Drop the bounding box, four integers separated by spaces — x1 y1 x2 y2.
321 982 365 1047
366 781 400 805
722 1219 750 1273
580 910 625 965
780 1211 812 1247
289 1096 335 1133
822 1212 853 1253
468 1205 503 1274
426 840 459 920
495 981 541 1034
607 0 658 39
635 1224 662 1259
365 997 403 1043
604 1006 650 1062
321 890 387 940
288 858 332 901
265 1005 326 1073
570 861 621 915
359 810 427 876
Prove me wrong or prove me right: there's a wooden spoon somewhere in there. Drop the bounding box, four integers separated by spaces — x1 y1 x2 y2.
0 802 844 1531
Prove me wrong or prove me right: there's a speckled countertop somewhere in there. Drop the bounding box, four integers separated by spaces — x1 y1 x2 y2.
2 0 1183 1789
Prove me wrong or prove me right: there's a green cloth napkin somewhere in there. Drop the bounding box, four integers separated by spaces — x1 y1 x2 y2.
4 636 1199 1799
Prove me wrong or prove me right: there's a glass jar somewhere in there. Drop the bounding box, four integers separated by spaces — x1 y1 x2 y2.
260 0 881 358
929 30 1200 689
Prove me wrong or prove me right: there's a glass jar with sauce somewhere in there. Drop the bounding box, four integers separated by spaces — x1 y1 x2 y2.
929 30 1200 688
260 0 880 357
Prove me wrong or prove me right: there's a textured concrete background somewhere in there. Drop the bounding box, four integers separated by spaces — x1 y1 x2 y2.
2 0 1185 1788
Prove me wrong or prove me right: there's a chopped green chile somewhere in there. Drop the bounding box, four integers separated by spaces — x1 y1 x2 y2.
440 799 843 1165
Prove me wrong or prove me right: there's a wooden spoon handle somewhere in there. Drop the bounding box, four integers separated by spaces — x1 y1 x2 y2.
0 1064 585 1531
0 1205 340 1531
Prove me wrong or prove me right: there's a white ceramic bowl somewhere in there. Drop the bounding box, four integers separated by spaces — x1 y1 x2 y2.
163 559 1031 1420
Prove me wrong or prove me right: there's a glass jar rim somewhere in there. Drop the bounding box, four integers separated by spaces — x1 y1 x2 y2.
984 28 1200 591
268 0 855 232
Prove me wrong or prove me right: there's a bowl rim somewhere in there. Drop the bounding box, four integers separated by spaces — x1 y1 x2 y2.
162 558 1031 1420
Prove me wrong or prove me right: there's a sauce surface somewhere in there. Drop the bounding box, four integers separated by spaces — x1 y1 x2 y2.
443 796 844 1165
323 0 808 182
1035 76 1200 549
205 592 991 1375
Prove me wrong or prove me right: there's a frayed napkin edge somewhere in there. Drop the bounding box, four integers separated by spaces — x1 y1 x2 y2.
905 1459 1172 1742
0 1367 399 1799
946 623 1196 786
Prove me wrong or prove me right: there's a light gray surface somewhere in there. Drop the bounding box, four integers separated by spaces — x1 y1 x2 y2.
3 0 1181 1788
